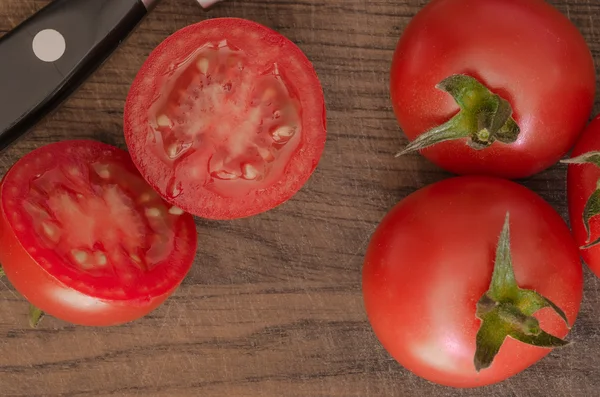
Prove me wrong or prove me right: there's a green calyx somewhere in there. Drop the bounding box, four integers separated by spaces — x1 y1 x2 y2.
29 304 45 329
396 74 520 157
474 213 570 372
562 152 600 249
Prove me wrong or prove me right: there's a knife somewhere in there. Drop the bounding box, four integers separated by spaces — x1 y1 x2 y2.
0 0 221 152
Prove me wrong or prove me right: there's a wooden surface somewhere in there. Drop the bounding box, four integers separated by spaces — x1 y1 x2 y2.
1 0 599 396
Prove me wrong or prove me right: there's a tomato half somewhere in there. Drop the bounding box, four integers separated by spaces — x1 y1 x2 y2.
0 140 197 326
566 115 600 278
390 0 595 179
124 18 327 220
362 176 582 387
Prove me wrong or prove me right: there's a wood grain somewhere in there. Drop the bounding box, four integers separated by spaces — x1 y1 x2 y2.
1 0 600 396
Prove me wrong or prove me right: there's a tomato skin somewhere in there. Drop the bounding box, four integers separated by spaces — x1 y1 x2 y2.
0 140 198 327
362 177 582 387
124 18 327 220
567 116 600 278
390 0 595 179
0 220 173 327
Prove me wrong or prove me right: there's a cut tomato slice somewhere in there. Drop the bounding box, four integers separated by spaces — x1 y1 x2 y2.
124 18 327 220
0 140 197 326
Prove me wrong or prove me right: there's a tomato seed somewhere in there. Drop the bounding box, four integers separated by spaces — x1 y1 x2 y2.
214 170 240 180
145 208 161 218
168 206 184 215
166 178 183 199
71 249 88 264
197 58 209 74
166 142 192 159
272 126 295 143
242 164 259 180
92 163 111 179
98 169 110 179
42 222 61 243
95 252 108 266
167 144 179 159
257 146 275 162
157 114 172 128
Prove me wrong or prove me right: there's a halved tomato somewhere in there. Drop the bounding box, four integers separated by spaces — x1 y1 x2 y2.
0 140 197 326
124 18 327 220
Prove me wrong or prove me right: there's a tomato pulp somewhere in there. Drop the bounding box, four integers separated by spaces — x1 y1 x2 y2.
124 18 327 220
0 140 197 326
390 0 595 178
362 176 582 387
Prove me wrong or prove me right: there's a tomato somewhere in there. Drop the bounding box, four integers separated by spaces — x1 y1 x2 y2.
362 176 582 387
0 140 197 326
565 115 600 278
124 18 327 220
390 0 595 179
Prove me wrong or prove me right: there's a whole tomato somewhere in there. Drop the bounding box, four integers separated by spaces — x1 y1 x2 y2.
390 0 596 179
362 177 583 387
565 115 600 278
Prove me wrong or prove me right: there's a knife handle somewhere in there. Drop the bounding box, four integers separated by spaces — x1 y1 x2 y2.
0 0 149 151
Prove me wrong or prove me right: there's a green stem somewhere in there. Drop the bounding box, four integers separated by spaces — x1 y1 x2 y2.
29 305 45 329
397 75 520 156
474 213 570 371
395 122 468 157
562 151 600 249
496 303 541 336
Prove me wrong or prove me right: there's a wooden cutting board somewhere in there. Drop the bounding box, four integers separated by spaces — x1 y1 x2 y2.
0 1 598 396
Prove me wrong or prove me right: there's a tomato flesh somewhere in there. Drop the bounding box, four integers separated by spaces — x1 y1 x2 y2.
149 40 302 197
362 176 582 387
0 140 197 326
125 18 327 220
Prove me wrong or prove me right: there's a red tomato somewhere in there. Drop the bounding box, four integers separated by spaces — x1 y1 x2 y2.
0 140 197 326
390 0 595 179
362 177 582 387
566 115 600 278
124 18 327 220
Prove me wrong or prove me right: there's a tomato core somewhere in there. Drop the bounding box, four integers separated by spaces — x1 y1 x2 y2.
146 40 302 199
